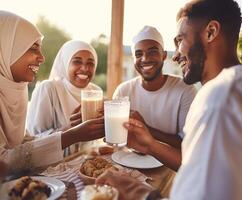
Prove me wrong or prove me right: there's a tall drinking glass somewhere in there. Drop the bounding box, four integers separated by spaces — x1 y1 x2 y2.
104 99 130 147
80 89 103 150
81 90 103 122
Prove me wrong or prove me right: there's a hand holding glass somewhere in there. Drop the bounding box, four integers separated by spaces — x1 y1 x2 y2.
104 99 130 147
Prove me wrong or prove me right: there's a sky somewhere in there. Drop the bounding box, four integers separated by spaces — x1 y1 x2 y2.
1 0 242 51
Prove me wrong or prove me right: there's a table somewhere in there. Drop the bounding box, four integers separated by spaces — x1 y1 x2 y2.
45 148 176 199
140 165 176 198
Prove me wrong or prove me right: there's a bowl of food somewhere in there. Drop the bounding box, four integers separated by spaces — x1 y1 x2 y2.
79 157 117 185
80 184 119 200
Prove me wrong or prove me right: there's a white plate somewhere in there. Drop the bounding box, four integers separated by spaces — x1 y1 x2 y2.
111 150 163 169
0 176 65 200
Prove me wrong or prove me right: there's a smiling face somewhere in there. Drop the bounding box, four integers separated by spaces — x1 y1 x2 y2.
173 17 206 85
10 39 45 82
68 50 95 88
134 40 166 81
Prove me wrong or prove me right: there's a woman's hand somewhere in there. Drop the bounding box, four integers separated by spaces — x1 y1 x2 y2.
70 104 82 127
124 118 156 154
74 117 105 141
61 105 82 131
96 170 152 200
61 117 105 149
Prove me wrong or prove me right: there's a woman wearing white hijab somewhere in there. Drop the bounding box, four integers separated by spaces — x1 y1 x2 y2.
0 11 104 173
27 40 101 136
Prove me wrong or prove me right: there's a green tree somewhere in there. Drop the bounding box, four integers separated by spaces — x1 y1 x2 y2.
91 34 108 74
28 16 71 99
91 34 109 91
36 16 71 80
237 33 242 63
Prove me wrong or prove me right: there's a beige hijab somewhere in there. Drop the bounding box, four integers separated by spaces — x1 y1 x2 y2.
48 40 100 123
0 11 42 148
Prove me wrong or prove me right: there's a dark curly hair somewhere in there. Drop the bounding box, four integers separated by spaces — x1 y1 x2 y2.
177 0 241 46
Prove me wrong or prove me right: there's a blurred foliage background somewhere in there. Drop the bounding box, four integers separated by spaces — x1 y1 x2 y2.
237 33 242 64
28 16 108 99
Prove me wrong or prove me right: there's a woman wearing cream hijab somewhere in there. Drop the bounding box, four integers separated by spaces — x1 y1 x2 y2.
0 11 104 173
27 40 101 136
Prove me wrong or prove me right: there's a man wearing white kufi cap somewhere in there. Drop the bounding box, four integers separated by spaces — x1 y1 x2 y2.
113 25 197 172
132 25 164 51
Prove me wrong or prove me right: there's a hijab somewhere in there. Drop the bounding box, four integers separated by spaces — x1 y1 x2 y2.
0 11 42 148
48 40 99 123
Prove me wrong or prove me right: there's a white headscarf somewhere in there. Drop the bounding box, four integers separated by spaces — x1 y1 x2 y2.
47 40 99 122
0 11 42 148
132 26 164 56
49 40 98 81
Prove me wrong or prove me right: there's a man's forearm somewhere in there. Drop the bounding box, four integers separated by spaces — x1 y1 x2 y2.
148 126 182 149
148 140 181 171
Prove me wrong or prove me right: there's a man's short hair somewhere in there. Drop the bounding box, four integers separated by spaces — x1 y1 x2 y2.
177 0 241 46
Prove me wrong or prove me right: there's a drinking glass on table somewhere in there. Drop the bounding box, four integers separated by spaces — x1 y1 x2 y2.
104 98 130 147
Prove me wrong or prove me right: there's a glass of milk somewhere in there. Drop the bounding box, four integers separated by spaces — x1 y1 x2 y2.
104 98 130 147
81 90 103 122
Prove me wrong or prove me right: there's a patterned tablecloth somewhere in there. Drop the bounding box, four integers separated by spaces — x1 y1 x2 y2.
41 153 149 200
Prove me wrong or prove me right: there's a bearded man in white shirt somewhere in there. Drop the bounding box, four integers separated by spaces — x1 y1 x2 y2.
97 0 242 200
113 26 197 171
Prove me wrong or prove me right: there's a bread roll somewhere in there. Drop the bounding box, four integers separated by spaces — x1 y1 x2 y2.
98 146 114 155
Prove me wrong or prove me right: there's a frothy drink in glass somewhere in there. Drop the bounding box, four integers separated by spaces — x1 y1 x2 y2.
81 90 103 122
104 99 130 147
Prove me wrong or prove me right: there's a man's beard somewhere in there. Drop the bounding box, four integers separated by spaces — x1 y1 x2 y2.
141 64 163 81
184 36 206 85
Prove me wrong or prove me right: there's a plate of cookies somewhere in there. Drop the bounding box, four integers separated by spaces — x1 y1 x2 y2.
1 176 65 200
79 156 118 185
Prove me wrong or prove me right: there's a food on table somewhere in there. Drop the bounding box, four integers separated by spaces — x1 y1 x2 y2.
80 184 118 200
8 176 51 200
80 157 116 178
98 146 114 155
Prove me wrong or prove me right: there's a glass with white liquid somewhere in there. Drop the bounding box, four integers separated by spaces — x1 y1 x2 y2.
104 99 130 147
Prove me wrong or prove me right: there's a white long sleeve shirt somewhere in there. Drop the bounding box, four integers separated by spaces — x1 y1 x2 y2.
169 65 242 200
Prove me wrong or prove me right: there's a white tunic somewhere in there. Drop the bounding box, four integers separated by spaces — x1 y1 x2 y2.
113 75 197 137
169 65 242 200
27 40 101 136
27 79 100 136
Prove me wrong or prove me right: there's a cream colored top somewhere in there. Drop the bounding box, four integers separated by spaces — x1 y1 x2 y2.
27 79 101 136
0 11 41 148
0 11 63 173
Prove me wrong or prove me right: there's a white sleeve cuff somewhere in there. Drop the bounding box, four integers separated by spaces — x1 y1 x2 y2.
32 131 64 167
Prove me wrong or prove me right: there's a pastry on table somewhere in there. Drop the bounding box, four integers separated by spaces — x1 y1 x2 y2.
8 176 51 200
